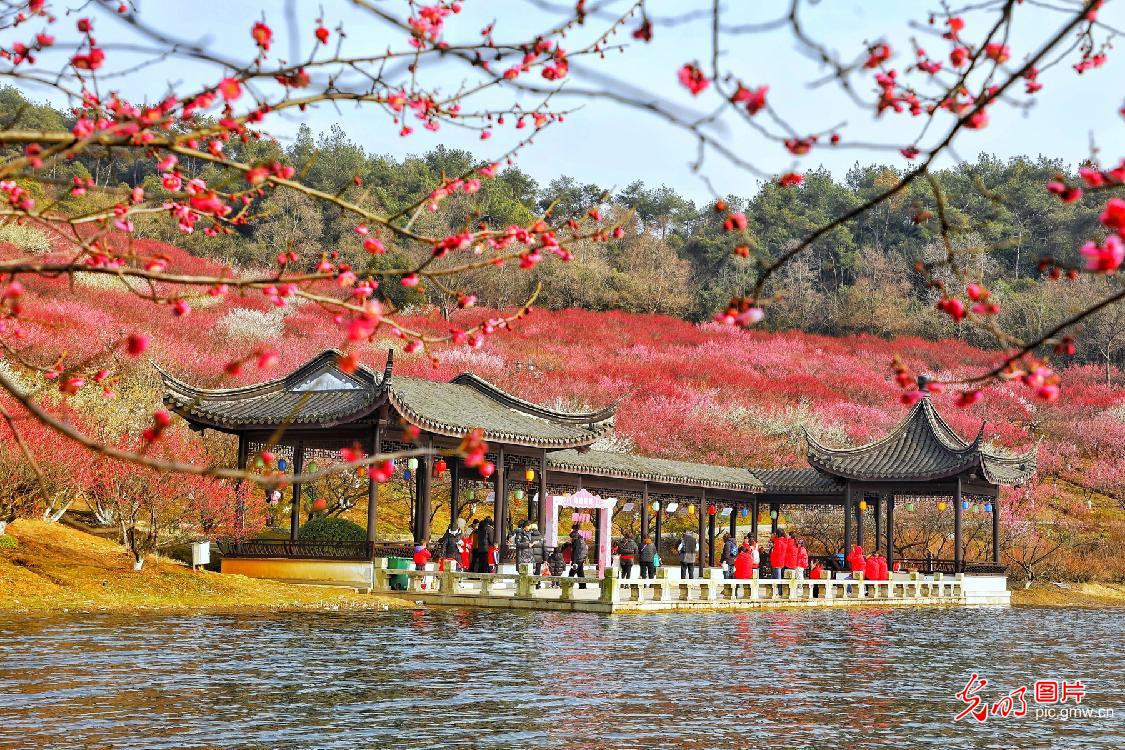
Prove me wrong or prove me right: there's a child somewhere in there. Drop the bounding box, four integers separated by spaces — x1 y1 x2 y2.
413 543 431 571
487 543 499 574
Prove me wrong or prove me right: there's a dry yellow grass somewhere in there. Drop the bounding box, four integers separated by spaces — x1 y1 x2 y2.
1011 581 1125 607
0 520 406 613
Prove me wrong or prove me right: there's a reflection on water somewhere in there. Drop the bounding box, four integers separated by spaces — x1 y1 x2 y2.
0 606 1122 749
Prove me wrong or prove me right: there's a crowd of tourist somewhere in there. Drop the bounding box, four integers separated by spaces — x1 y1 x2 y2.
412 524 892 582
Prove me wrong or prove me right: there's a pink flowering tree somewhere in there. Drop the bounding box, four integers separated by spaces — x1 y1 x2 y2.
0 0 1120 494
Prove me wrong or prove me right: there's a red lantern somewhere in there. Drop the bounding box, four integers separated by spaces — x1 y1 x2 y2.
708 504 716 516
434 458 448 476
311 498 328 512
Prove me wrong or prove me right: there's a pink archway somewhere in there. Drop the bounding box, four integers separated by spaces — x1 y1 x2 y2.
544 488 615 576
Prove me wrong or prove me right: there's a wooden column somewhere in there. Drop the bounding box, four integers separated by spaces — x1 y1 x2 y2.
366 420 381 544
886 495 895 571
449 458 460 523
235 433 248 536
492 447 506 553
594 499 604 569
873 494 883 553
992 494 1001 564
843 484 853 554
639 483 650 540
707 505 717 568
856 497 865 551
697 490 707 575
728 504 737 538
290 443 305 542
751 498 759 539
654 500 662 553
954 477 963 572
416 444 432 545
537 451 548 531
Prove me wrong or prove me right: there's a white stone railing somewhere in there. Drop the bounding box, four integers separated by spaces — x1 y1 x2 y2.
372 559 966 606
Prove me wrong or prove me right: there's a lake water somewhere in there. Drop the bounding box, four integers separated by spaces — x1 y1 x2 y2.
0 606 1122 749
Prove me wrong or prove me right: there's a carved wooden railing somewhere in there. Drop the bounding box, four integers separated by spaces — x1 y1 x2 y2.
896 557 1009 576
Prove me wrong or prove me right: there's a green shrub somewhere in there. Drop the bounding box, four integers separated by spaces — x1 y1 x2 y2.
297 515 366 542
0 535 17 550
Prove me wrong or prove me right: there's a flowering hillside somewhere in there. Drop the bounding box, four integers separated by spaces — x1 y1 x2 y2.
3 235 1123 580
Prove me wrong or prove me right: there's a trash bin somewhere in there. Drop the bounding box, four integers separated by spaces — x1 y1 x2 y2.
387 556 410 590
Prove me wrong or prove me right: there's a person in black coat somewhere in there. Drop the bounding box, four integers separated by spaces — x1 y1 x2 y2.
438 524 462 571
471 517 493 573
569 522 589 588
615 532 639 580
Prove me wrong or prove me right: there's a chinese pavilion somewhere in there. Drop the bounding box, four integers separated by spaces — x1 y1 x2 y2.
162 349 1035 575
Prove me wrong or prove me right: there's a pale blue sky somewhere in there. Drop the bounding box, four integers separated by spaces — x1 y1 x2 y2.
18 0 1125 202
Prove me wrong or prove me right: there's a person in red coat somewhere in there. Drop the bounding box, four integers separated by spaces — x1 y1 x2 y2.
783 532 799 574
847 545 866 578
769 533 785 579
413 543 432 571
809 562 824 580
734 546 754 579
864 553 879 582
795 540 809 578
876 554 889 580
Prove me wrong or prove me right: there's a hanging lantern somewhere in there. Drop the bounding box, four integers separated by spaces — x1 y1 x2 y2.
651 501 660 512
311 498 327 512
407 457 419 471
741 507 749 517
403 469 412 481
687 503 696 515
278 458 288 472
906 502 915 512
525 468 536 482
770 510 778 519
859 500 868 511
466 488 476 501
984 502 993 513
306 461 318 474
254 456 265 468
962 500 970 511
434 458 447 476
356 466 366 478
514 488 525 500
708 504 716 516
937 501 947 511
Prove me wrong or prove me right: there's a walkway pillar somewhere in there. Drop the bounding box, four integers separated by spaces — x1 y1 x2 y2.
751 498 759 539
697 490 707 575
537 451 548 531
873 494 882 553
654 500 662 553
843 484 853 555
366 420 381 544
992 495 1000 564
640 483 650 540
235 434 248 536
728 504 737 538
449 458 459 523
954 478 963 572
856 498 865 552
415 444 432 545
290 443 305 542
492 447 506 554
708 503 717 568
886 495 895 571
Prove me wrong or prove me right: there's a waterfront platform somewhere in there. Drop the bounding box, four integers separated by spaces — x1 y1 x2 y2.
223 557 1010 613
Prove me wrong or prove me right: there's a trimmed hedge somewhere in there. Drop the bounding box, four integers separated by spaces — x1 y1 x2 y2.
297 516 366 543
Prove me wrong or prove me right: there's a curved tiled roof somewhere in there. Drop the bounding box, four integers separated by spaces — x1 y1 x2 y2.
753 468 846 495
805 396 1035 485
161 350 383 429
162 349 614 448
547 449 764 493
